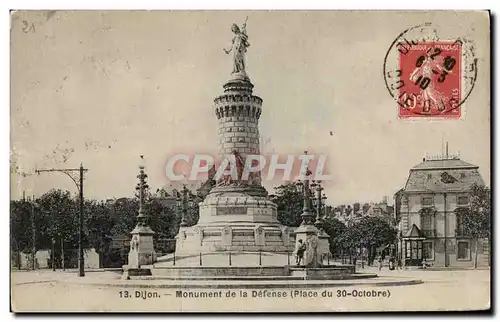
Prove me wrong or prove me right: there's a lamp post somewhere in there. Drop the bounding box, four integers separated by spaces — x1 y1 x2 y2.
51 238 56 271
311 181 327 231
295 168 314 226
29 196 37 270
129 156 155 268
134 159 149 226
36 164 88 277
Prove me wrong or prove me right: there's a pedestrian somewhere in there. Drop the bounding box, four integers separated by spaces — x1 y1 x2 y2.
294 239 306 266
397 257 402 270
378 256 383 271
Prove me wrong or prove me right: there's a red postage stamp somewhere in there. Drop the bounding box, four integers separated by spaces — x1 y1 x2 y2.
397 41 462 118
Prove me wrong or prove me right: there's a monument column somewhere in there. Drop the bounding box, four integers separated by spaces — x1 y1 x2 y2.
213 78 264 191
174 19 294 255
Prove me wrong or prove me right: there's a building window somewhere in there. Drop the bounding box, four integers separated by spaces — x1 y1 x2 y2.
457 196 469 206
423 241 434 260
427 174 432 179
460 172 466 178
457 240 471 260
420 211 434 237
421 196 434 207
456 211 466 236
421 213 433 230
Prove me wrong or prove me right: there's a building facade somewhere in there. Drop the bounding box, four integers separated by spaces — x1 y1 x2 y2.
396 155 489 268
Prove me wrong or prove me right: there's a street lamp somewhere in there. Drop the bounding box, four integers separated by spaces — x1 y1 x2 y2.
51 238 56 271
312 182 327 231
294 162 314 226
134 158 149 226
35 164 88 277
28 195 38 271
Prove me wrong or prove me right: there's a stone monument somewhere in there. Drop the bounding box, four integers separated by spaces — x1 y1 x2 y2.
141 19 359 281
175 19 294 255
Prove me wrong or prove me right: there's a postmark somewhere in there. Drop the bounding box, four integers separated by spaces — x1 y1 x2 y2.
383 23 478 118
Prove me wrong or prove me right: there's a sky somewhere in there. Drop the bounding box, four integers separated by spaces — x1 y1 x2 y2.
10 10 491 204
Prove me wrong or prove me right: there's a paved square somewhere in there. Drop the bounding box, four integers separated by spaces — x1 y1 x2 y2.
11 269 490 312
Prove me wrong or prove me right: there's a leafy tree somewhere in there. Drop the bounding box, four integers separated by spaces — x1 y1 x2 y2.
337 216 397 264
110 198 139 236
271 183 304 227
36 189 79 251
460 183 491 268
85 200 115 254
321 216 346 255
10 199 33 268
147 198 176 239
10 199 33 253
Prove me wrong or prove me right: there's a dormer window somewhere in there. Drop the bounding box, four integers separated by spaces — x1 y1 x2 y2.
427 174 432 179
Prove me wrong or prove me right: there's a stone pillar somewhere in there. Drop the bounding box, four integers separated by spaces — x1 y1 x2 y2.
129 226 155 267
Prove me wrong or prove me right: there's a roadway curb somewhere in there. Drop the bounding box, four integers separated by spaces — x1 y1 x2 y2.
52 278 424 289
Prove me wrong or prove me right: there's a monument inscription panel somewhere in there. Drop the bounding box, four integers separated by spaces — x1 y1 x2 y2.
216 207 248 215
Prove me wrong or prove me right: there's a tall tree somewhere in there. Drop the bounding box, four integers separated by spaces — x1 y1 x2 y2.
10 199 33 268
110 198 139 236
321 216 346 255
36 189 79 251
271 183 304 227
337 216 397 264
460 183 491 268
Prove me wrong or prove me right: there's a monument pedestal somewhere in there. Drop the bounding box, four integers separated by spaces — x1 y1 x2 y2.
127 225 156 268
175 190 294 255
294 224 322 268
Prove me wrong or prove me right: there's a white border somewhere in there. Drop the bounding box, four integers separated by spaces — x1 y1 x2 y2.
3 1 498 321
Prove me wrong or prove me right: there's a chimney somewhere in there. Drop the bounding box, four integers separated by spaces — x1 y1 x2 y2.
446 142 449 159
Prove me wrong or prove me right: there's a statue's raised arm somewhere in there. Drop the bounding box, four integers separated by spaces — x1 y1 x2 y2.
223 18 250 78
241 16 248 37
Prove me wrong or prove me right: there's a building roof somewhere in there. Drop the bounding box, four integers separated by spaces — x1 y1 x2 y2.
411 158 477 171
404 158 485 193
403 224 425 239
